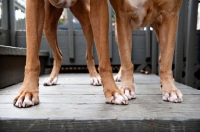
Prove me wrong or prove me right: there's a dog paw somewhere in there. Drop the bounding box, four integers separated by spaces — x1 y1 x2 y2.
120 83 136 99
90 77 101 86
114 68 122 82
13 91 39 108
89 73 102 86
162 89 183 103
106 92 128 105
44 77 58 86
114 73 121 82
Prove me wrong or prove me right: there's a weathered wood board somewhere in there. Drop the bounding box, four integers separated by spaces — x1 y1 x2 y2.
0 73 200 131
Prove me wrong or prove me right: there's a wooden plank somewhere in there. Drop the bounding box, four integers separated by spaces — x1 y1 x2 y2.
1 73 199 131
0 45 49 56
37 73 161 85
1 83 199 95
1 94 200 105
16 29 148 66
0 103 200 119
0 119 199 132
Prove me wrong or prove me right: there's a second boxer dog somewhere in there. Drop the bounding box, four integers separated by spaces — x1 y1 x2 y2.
42 0 102 86
111 0 183 102
14 0 183 108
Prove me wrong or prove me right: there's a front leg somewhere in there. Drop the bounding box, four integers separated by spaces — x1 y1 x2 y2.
151 12 183 103
13 0 45 107
113 9 136 100
90 0 128 104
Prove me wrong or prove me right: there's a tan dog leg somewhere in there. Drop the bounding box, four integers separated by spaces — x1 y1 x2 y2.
113 19 122 82
114 67 121 82
90 0 128 104
113 11 136 99
43 0 63 86
14 0 45 107
70 0 101 86
151 12 183 103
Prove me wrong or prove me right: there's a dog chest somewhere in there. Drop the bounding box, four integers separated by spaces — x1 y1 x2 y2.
127 0 148 29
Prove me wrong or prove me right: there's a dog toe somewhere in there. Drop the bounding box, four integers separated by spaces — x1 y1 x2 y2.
106 93 128 105
114 74 121 82
44 77 58 86
124 90 136 99
162 90 183 103
14 93 39 108
90 77 101 86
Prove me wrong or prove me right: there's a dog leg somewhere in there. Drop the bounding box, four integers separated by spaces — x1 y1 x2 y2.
112 6 136 99
151 12 183 103
13 0 45 107
70 0 101 86
114 67 121 82
43 0 63 86
113 24 122 82
90 0 128 104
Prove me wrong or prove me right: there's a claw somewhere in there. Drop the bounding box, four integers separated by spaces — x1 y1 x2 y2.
106 93 128 105
90 77 102 86
162 90 183 103
114 74 121 82
44 77 58 86
14 92 39 108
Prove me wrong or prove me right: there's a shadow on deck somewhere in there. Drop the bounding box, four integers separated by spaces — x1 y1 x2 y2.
0 73 200 131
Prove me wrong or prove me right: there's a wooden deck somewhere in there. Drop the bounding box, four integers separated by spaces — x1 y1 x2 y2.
0 73 200 131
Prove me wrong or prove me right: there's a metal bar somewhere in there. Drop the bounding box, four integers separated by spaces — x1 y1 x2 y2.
151 31 158 74
174 0 188 83
8 0 16 47
68 9 75 61
1 0 9 30
185 0 198 87
145 26 151 60
108 0 113 61
0 0 10 46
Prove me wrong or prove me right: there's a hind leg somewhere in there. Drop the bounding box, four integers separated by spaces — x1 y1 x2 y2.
113 24 122 82
70 0 101 86
43 0 63 86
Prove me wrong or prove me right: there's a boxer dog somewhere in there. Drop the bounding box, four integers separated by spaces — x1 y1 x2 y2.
14 0 183 108
111 0 183 103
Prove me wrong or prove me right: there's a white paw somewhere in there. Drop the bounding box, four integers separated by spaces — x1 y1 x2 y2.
162 90 183 103
106 93 128 105
90 77 101 86
44 77 58 86
124 90 136 99
114 74 121 82
14 96 38 108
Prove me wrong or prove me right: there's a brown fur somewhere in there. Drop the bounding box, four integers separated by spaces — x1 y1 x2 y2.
14 0 182 108
112 0 183 102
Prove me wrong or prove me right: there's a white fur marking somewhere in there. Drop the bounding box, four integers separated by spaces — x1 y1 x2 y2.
127 0 147 28
127 0 147 8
